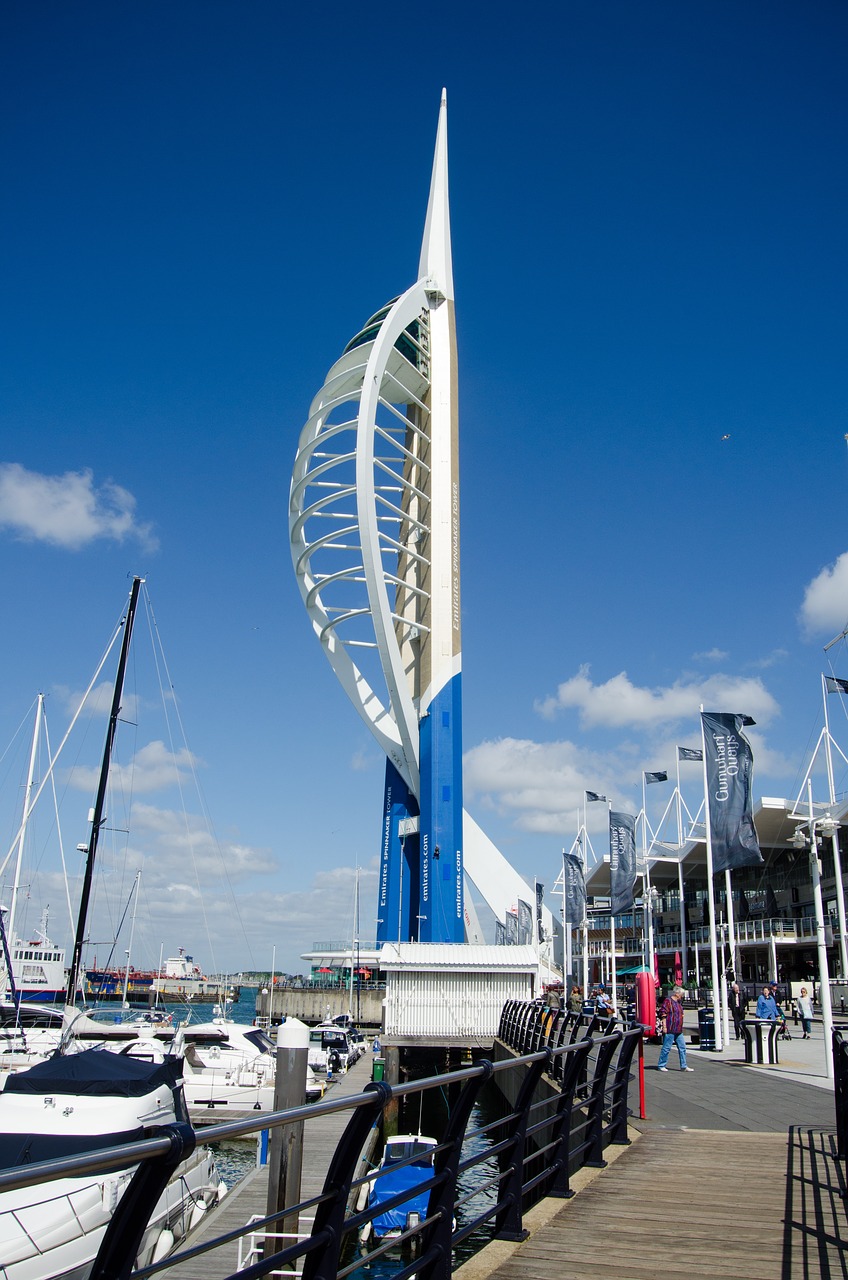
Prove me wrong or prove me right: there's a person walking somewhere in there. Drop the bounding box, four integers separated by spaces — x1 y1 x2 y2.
755 986 780 1019
795 987 814 1038
657 985 693 1072
728 982 746 1040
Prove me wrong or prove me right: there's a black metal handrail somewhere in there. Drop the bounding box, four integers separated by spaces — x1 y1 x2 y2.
2 1011 640 1280
834 1025 848 1180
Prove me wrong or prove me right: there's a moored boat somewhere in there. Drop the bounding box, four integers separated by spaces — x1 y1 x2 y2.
0 1047 225 1280
359 1134 438 1248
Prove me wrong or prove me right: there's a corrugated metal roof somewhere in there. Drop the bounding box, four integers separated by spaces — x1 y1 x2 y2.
378 943 539 971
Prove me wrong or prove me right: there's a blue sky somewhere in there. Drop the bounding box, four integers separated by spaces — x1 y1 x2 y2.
1 1 847 973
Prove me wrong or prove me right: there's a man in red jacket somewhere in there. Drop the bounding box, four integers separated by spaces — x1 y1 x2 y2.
657 986 694 1072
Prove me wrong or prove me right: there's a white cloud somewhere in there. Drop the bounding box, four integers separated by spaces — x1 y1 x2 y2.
464 737 629 835
800 552 848 638
692 648 728 662
535 664 778 729
55 681 141 721
0 463 157 551
69 741 198 795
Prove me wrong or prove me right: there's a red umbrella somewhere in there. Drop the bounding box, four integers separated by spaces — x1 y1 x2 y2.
318 967 333 973
674 951 684 986
591 960 600 985
653 952 661 989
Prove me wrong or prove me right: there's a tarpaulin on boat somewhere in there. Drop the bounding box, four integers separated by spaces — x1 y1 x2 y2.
371 1164 433 1236
4 1047 183 1097
0 1126 145 1170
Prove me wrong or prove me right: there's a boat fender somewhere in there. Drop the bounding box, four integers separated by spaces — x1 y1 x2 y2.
151 1229 175 1264
189 1201 207 1231
217 1179 227 1201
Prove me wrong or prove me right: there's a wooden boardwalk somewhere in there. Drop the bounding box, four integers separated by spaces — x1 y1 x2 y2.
163 1053 376 1279
458 1126 848 1280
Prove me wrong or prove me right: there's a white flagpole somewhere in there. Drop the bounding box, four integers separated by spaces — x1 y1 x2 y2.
608 799 618 1013
822 675 848 977
678 858 687 984
699 708 724 1050
722 868 735 1048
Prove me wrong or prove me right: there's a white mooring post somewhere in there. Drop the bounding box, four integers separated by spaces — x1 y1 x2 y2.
265 1018 310 1255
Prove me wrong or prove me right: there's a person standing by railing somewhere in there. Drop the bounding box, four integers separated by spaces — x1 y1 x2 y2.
796 987 814 1039
657 986 694 1072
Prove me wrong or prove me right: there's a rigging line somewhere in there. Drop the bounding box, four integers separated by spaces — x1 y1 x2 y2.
0 619 124 883
140 588 218 975
42 710 75 941
142 585 251 979
0 694 39 778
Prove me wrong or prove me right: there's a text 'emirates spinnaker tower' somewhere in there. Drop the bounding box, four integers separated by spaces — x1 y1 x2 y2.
290 93 464 945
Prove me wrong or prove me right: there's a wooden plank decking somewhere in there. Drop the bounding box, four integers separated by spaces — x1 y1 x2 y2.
458 1126 848 1280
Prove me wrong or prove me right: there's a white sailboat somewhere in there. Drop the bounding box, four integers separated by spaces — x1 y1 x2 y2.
0 579 227 1280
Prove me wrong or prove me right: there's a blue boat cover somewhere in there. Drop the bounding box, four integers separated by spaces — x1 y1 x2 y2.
371 1164 432 1236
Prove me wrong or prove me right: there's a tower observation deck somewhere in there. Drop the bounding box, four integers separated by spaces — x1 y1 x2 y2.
290 93 559 959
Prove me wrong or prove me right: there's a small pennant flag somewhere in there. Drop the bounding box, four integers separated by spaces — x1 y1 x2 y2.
678 746 703 762
644 770 668 784
825 676 848 695
585 791 607 803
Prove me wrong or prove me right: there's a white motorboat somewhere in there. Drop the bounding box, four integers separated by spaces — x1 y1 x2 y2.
307 1022 362 1076
115 1020 324 1114
0 1046 225 1280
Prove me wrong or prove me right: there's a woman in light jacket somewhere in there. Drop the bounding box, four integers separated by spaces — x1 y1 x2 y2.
795 987 814 1039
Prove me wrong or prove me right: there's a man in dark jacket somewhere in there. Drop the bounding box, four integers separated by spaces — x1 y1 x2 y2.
728 982 747 1040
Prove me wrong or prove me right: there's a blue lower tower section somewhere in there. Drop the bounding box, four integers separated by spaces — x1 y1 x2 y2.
418 672 464 943
375 760 420 944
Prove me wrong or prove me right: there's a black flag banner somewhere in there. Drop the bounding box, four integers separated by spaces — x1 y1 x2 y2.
564 852 587 927
517 899 533 945
609 811 637 915
494 921 506 946
585 791 607 803
678 746 703 762
825 676 848 695
535 881 545 942
701 711 763 874
645 770 668 784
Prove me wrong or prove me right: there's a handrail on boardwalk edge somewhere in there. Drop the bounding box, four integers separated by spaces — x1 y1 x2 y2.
3 1003 641 1280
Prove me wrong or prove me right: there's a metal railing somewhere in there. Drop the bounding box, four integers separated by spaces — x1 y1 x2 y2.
834 1025 848 1187
0 1012 641 1280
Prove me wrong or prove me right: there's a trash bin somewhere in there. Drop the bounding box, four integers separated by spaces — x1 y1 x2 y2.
697 1007 716 1050
741 1019 779 1065
372 1056 385 1082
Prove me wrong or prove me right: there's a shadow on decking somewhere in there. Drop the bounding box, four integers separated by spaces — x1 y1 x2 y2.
783 1128 848 1278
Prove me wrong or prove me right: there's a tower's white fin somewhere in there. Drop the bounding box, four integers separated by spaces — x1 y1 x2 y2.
418 89 454 300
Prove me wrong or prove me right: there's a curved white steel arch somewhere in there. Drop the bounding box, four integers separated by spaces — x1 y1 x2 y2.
289 283 435 797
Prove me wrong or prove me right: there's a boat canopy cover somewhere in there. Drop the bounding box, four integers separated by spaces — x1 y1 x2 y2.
4 1047 183 1097
0 1126 145 1171
371 1163 434 1236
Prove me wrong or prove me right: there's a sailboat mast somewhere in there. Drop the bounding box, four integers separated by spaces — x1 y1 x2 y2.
66 577 143 1005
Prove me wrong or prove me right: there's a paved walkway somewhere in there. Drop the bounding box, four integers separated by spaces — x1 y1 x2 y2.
457 1014 846 1280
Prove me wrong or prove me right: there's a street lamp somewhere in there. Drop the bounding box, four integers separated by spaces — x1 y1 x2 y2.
791 783 835 1079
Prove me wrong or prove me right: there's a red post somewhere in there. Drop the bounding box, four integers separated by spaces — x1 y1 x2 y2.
638 1033 646 1119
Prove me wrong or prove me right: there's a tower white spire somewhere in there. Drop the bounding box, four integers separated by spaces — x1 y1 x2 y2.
418 88 453 300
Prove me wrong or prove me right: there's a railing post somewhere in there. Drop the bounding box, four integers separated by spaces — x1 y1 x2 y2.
494 1050 550 1240
301 1082 392 1280
415 1062 494 1280
605 1028 641 1145
546 1038 593 1199
583 1032 620 1167
89 1122 197 1280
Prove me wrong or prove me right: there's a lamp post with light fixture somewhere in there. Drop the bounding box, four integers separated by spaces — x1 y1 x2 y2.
792 781 835 1079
